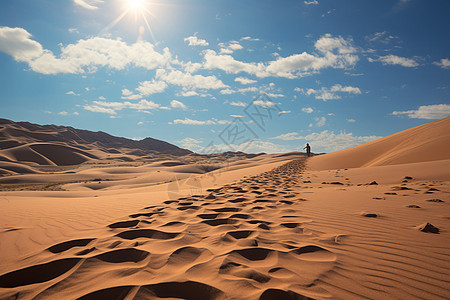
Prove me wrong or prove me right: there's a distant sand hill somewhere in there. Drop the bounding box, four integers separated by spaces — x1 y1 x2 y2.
308 117 450 170
0 118 191 162
0 118 193 175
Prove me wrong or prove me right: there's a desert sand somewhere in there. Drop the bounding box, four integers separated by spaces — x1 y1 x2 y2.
0 118 449 299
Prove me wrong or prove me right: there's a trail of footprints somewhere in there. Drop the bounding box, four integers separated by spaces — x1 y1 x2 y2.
0 159 324 299
6 158 426 299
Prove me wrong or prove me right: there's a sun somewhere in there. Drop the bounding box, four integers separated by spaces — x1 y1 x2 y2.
127 0 146 11
102 0 163 41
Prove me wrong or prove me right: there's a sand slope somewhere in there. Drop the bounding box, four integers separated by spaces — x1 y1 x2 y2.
308 117 450 170
0 119 449 299
0 118 191 157
0 158 449 299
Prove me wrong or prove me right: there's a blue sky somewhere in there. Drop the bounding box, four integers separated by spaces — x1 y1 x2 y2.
1 0 449 154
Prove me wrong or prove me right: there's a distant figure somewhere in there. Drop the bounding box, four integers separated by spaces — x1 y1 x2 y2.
304 143 311 157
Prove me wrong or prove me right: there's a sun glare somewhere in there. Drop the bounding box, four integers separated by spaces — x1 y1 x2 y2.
101 0 165 41
127 0 145 11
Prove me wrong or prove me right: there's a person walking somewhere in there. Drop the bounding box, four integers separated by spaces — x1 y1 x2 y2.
304 143 311 157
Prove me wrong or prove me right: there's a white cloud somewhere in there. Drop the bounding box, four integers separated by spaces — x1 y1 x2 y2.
433 58 450 69
84 99 164 115
392 104 450 119
304 0 319 5
170 117 233 126
315 116 326 127
203 34 358 79
73 0 103 10
135 80 167 96
121 88 141 100
95 99 160 110
302 107 314 113
122 94 142 100
347 118 356 122
176 137 203 151
68 28 79 34
220 89 234 95
184 35 209 46
0 27 43 62
178 90 199 97
203 49 267 77
58 111 69 116
229 101 246 107
137 121 144 125
219 41 244 54
279 110 291 114
172 118 216 125
368 54 419 67
222 87 259 95
181 61 202 73
66 91 79 96
203 140 290 154
266 92 284 98
155 69 228 90
84 105 117 115
270 132 303 140
304 84 361 101
235 76 257 85
331 84 361 94
314 34 356 54
365 31 397 44
271 130 381 153
203 50 269 77
304 130 381 153
170 100 187 110
240 36 260 41
0 27 173 75
122 89 132 96
253 100 276 107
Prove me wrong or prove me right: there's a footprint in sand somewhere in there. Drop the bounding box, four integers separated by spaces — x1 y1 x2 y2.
177 205 201 211
212 207 241 213
108 220 139 229
197 213 220 219
361 212 378 218
129 212 155 218
281 222 300 228
47 238 95 253
0 258 81 288
116 229 179 240
94 248 149 263
259 288 314 300
230 213 250 219
228 197 248 203
226 230 255 239
290 245 336 262
78 281 224 300
426 199 444 203
279 200 294 205
202 218 239 226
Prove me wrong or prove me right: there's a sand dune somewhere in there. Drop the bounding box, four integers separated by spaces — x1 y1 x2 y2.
0 143 99 166
0 118 449 299
308 117 450 170
0 118 192 157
